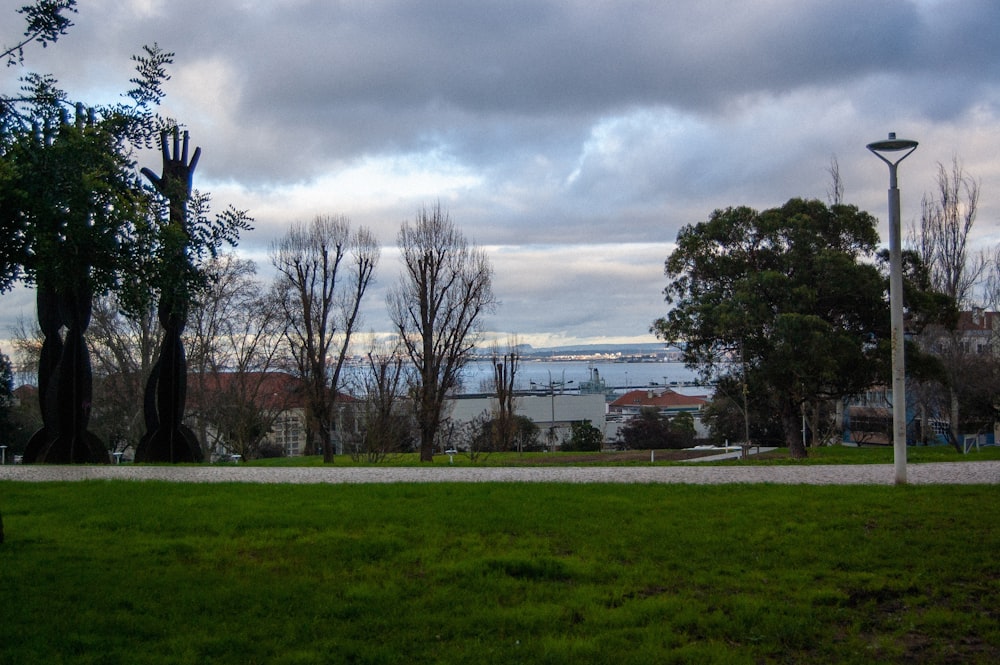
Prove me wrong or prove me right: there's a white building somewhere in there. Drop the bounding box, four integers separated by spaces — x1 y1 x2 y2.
446 392 608 447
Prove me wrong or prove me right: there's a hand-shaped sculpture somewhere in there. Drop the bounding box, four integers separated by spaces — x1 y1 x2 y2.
135 127 204 463
141 127 201 217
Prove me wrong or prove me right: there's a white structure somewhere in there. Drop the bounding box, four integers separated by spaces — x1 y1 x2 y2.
446 392 608 447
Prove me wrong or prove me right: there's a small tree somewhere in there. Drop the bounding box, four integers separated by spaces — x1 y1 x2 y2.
344 339 415 463
618 409 695 450
471 414 541 455
184 254 288 459
564 420 603 452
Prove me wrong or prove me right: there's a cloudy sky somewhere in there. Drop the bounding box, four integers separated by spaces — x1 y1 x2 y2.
2 0 999 348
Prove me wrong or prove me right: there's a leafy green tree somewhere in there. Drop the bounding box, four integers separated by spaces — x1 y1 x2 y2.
470 415 540 453
653 199 894 458
564 420 603 452
3 53 167 462
618 408 693 450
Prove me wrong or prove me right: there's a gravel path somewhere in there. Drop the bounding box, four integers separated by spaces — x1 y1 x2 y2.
1 461 998 485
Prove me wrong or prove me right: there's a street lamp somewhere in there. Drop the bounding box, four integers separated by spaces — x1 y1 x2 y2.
867 132 918 485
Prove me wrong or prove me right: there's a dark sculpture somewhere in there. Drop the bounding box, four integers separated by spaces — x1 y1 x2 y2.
22 287 106 463
22 108 107 464
134 128 203 463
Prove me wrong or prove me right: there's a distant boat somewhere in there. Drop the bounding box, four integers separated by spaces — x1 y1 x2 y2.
578 367 615 399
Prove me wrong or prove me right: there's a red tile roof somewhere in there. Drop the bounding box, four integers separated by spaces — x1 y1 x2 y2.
956 309 999 332
187 372 357 411
609 388 707 410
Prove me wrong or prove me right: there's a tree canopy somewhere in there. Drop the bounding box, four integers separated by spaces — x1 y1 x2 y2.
653 198 893 457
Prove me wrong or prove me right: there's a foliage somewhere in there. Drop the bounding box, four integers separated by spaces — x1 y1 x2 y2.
1 481 998 664
2 1 77 67
618 407 696 450
3 2 249 306
237 444 1000 466
1 20 175 298
653 199 904 457
564 419 603 452
0 350 13 438
472 414 542 453
1 107 149 296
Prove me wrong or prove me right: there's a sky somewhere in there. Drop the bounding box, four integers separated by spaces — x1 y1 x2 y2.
2 0 999 350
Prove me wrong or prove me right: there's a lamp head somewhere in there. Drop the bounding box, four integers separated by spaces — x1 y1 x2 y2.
867 132 919 153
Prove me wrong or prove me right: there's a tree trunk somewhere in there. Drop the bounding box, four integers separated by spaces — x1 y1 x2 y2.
949 385 961 452
782 400 807 458
419 427 435 462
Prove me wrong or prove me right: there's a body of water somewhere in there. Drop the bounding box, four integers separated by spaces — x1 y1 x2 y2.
459 359 705 396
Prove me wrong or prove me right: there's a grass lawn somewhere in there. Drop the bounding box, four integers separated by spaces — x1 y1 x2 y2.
1 480 998 664
243 444 1000 467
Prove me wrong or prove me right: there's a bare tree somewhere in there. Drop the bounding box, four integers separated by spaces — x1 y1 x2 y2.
826 155 844 206
271 215 379 462
489 338 521 452
343 338 415 462
7 316 43 387
909 158 987 448
183 254 290 459
911 157 984 307
388 204 496 462
87 295 160 456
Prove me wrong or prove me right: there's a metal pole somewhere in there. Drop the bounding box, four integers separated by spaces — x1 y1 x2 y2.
867 133 918 485
887 165 907 484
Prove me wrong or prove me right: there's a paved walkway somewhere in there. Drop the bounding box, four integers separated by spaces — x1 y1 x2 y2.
1 461 997 485
679 446 779 462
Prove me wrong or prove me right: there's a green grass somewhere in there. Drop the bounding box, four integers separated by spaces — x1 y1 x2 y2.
1 481 998 664
737 443 1000 465
241 444 1000 467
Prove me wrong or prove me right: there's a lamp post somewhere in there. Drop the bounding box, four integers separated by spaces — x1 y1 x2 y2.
867 132 918 485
